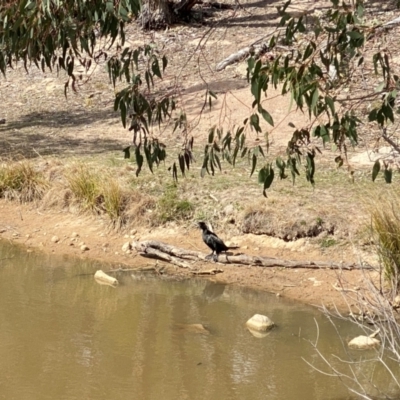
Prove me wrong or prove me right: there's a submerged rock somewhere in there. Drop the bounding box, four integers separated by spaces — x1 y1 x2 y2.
247 327 271 338
348 335 380 349
176 324 210 335
246 314 275 332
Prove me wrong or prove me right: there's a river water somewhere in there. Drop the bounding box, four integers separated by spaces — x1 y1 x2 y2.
0 240 397 400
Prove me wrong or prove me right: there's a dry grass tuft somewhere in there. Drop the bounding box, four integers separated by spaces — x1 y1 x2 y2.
0 161 48 202
64 163 157 230
124 191 157 227
369 189 400 284
66 164 100 212
40 187 73 210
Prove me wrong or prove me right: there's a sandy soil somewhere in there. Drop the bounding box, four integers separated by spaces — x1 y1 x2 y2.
0 199 375 312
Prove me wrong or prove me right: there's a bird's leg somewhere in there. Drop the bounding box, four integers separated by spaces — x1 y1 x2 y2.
205 251 214 260
213 253 218 262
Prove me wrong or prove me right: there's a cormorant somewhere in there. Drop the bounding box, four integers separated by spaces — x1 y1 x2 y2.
197 221 239 261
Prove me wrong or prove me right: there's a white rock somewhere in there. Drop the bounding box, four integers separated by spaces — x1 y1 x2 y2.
94 270 118 286
246 314 275 332
51 235 60 243
71 232 79 238
348 335 380 349
122 242 132 252
308 277 323 287
80 244 89 251
223 204 235 216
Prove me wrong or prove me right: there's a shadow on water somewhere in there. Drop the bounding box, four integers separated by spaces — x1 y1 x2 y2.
0 239 397 400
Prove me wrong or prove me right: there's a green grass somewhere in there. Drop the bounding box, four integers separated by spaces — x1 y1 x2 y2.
156 184 195 224
319 237 337 248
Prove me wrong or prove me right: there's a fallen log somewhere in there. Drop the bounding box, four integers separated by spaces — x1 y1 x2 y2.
215 41 294 72
133 241 194 269
131 240 374 270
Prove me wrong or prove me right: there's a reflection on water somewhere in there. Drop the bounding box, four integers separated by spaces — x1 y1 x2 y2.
0 241 396 400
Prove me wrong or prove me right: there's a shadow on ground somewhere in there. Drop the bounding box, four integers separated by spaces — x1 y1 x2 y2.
0 108 129 159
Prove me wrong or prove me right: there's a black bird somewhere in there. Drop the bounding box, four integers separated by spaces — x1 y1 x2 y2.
197 221 239 261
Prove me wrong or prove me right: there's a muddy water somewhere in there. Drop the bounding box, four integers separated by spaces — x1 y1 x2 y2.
0 241 396 400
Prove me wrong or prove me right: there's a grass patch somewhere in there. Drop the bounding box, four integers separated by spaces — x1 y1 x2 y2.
0 161 47 202
65 163 157 229
66 164 100 212
319 237 337 248
156 184 195 224
100 177 128 228
370 190 400 283
0 148 384 243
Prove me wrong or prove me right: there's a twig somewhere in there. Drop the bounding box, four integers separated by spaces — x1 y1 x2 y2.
332 283 360 294
381 127 400 155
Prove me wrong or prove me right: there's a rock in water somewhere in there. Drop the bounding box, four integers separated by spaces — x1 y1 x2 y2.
246 314 275 332
348 335 380 349
94 270 118 287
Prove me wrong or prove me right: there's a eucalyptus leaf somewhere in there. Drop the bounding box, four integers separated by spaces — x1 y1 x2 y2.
372 160 380 182
123 146 131 159
250 153 257 177
384 168 392 184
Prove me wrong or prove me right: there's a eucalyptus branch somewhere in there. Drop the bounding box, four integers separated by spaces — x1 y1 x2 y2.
381 128 400 156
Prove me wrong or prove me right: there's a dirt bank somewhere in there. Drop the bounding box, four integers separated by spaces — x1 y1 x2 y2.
0 199 377 312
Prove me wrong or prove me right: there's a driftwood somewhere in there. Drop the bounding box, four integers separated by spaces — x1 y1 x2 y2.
382 15 400 27
132 240 374 270
215 42 276 71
